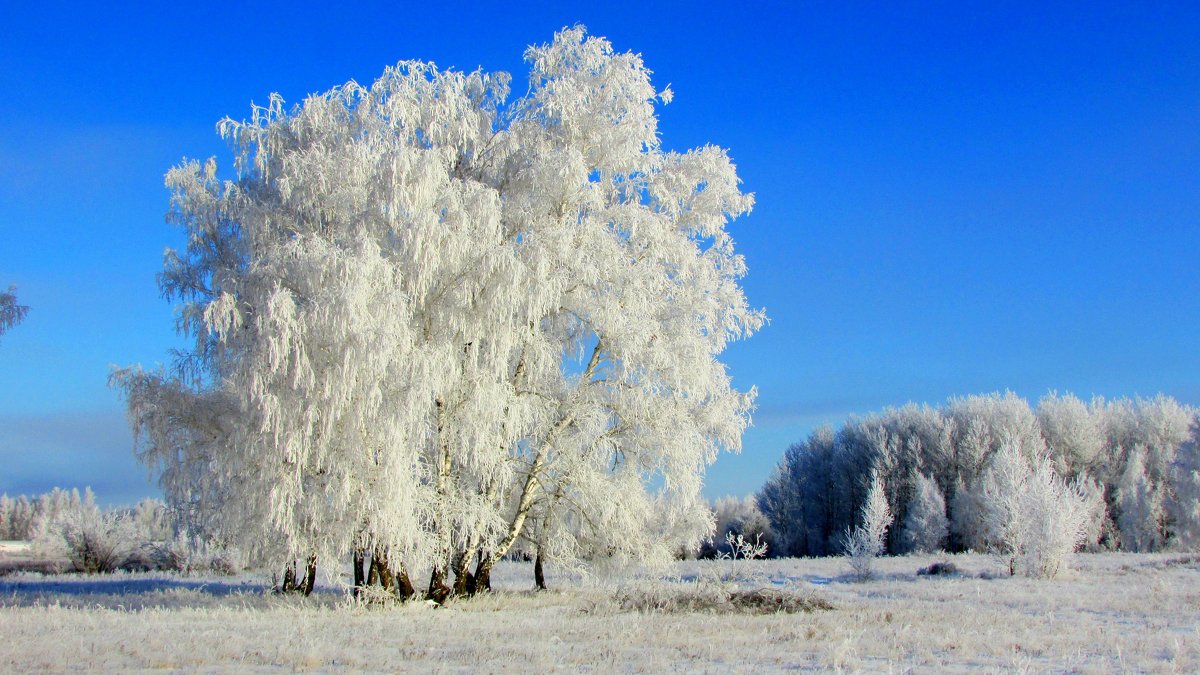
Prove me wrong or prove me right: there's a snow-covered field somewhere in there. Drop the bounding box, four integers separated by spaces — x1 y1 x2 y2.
1 551 1197 672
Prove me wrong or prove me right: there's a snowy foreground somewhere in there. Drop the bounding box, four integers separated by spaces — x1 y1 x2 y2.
1 552 1197 672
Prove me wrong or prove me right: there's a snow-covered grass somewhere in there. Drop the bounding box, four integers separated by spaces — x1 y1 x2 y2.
1 552 1198 671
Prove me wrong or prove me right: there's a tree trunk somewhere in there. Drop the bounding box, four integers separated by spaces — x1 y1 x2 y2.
302 555 317 596
451 549 476 597
427 568 451 604
280 562 298 593
395 564 416 601
376 557 395 592
353 548 366 598
367 555 380 586
473 556 492 594
534 547 547 591
484 416 573 573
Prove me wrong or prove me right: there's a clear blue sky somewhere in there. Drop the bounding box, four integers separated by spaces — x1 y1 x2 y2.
1 2 1197 505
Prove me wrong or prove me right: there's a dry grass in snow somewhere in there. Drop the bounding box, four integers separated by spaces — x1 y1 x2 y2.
1 552 1198 672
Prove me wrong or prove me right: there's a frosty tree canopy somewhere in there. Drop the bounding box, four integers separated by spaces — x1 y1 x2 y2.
115 27 763 597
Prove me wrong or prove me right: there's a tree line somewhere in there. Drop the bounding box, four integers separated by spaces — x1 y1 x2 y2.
754 392 1200 559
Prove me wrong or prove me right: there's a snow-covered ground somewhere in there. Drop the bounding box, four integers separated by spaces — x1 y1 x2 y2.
1 552 1197 671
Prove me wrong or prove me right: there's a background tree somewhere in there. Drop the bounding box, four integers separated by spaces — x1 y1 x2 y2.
900 473 948 553
758 391 1196 559
1170 421 1200 550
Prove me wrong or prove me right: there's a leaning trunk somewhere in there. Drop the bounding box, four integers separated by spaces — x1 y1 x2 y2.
395 563 416 600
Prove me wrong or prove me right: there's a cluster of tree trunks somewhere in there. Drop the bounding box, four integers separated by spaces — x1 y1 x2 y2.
278 545 553 600
276 556 317 596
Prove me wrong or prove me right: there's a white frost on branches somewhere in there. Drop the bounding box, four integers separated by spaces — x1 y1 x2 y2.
901 473 948 554
1171 423 1200 550
113 27 762 590
842 470 891 580
979 445 1097 578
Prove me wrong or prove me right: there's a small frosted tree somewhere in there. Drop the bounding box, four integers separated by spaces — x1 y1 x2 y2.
901 473 948 553
842 470 891 580
980 445 1095 578
0 285 28 339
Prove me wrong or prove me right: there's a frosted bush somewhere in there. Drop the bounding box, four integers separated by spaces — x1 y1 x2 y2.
36 507 141 574
700 496 775 559
980 445 1096 578
149 531 240 575
614 579 830 615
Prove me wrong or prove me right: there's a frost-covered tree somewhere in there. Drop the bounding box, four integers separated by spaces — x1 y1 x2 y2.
757 426 840 557
901 473 948 553
979 445 1095 578
1037 392 1104 475
1090 395 1193 550
1116 447 1164 552
842 469 891 580
0 285 29 339
115 27 761 598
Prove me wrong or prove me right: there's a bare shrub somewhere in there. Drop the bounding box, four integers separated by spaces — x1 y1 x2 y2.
35 508 140 574
700 496 776 559
148 531 240 575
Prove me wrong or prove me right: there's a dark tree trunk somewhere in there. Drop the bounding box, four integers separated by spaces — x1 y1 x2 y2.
301 555 317 596
533 548 547 591
427 568 451 604
473 556 493 594
353 549 366 597
395 564 416 601
376 557 395 592
367 554 381 586
280 563 298 593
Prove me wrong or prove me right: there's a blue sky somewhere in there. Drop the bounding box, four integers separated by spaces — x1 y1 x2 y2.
1 2 1198 505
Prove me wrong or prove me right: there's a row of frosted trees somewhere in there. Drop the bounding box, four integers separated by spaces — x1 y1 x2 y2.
0 488 101 541
758 392 1200 558
113 28 761 599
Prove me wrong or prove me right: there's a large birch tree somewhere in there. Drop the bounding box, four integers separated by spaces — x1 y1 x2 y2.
116 26 762 597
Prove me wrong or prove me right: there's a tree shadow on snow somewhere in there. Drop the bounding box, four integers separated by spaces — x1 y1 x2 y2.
0 575 277 607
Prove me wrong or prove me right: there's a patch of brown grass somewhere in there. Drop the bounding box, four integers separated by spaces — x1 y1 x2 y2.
615 582 832 615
